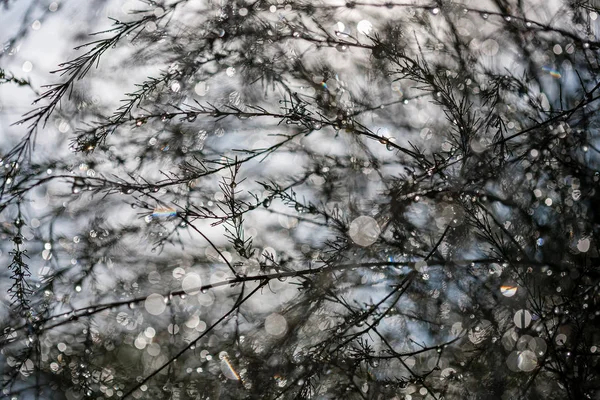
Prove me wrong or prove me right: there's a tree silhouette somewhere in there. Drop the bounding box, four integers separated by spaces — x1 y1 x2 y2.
1 0 599 399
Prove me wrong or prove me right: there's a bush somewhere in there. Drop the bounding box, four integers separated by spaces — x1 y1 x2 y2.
1 1 599 399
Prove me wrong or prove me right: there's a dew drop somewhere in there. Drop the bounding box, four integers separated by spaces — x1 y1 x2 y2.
71 178 85 194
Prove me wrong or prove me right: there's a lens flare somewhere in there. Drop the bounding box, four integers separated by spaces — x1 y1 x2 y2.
500 285 518 297
152 206 177 218
542 66 561 78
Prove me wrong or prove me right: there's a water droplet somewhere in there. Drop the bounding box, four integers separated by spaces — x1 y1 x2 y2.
385 138 396 151
186 113 197 122
71 178 85 194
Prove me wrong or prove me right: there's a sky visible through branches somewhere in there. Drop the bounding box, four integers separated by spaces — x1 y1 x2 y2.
1 0 600 399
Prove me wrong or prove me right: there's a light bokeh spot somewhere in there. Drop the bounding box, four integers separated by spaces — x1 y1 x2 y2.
349 216 380 247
